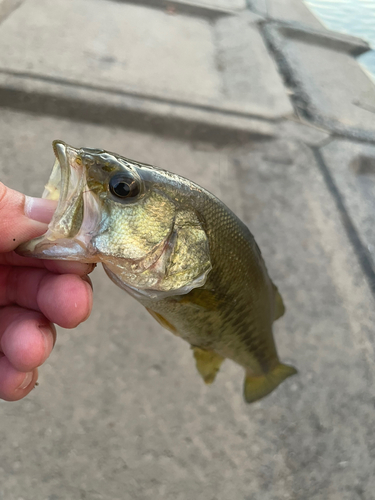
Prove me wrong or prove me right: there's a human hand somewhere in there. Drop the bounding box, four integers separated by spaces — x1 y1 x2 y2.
0 183 93 401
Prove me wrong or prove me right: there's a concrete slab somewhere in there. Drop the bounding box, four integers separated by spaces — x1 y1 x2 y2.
263 21 375 139
0 0 221 102
0 0 293 119
265 0 325 28
320 139 375 277
214 14 293 116
0 70 277 145
0 109 374 499
248 0 324 28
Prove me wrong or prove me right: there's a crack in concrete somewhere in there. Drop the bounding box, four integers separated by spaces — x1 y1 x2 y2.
257 19 375 145
312 146 375 300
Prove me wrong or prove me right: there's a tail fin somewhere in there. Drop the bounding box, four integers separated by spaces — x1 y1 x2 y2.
273 284 286 321
243 363 297 404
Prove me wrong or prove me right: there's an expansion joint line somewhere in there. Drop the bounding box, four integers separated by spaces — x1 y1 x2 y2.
311 146 375 300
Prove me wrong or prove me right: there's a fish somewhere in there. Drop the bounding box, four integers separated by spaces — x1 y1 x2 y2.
18 140 297 403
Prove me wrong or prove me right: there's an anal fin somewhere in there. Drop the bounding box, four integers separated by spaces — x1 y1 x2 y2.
192 347 224 384
243 363 297 403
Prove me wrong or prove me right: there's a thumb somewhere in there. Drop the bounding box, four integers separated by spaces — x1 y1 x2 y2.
0 183 56 253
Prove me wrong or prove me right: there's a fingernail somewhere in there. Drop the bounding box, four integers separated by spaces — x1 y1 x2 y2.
25 196 57 224
82 274 93 290
39 324 56 349
18 371 33 390
86 263 96 274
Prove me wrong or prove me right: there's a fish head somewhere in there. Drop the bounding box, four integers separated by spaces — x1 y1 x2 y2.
18 141 211 298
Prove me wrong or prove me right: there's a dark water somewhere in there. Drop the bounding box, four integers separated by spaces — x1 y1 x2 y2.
304 0 375 79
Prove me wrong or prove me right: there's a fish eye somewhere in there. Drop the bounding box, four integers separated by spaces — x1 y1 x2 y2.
109 174 140 200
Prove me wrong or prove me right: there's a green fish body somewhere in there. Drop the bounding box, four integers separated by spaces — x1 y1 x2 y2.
18 141 296 403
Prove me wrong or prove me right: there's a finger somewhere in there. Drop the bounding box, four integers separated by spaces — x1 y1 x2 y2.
0 267 93 327
0 266 49 308
0 252 45 268
38 273 93 328
0 355 38 401
24 196 57 224
0 307 55 372
0 251 95 276
0 183 56 253
43 260 95 276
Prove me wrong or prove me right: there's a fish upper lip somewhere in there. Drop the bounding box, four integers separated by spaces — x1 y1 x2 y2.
50 140 73 209
41 140 71 206
44 141 86 236
52 140 69 183
52 139 67 159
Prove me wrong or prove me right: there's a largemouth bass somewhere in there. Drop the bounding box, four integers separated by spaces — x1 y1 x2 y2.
18 141 297 403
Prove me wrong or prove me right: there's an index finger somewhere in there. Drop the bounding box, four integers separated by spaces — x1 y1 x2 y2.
0 251 95 276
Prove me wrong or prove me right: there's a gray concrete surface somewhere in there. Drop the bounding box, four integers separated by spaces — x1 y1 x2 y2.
0 0 375 499
0 0 22 22
250 0 324 27
0 0 292 117
320 140 375 277
263 21 375 139
2 108 375 500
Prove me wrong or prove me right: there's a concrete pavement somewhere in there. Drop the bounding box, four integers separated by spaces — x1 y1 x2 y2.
0 1 375 499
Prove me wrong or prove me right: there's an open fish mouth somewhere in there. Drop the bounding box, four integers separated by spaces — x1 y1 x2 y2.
17 140 100 261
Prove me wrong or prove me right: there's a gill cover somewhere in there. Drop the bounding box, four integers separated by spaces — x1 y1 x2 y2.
103 208 212 299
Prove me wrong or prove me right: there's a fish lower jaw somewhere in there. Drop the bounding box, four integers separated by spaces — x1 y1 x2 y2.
16 235 97 262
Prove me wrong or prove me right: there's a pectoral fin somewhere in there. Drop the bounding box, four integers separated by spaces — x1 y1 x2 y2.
146 308 179 336
192 347 224 384
176 288 220 311
160 210 211 294
243 363 297 403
